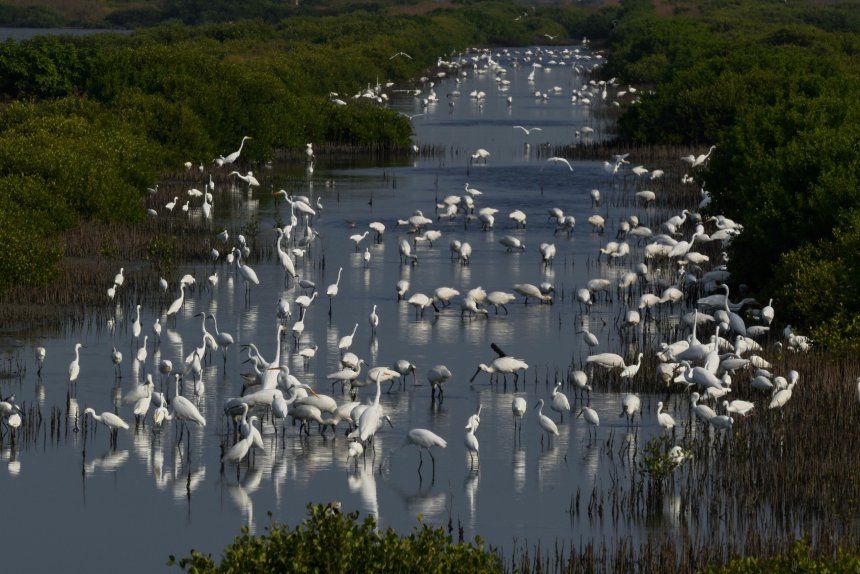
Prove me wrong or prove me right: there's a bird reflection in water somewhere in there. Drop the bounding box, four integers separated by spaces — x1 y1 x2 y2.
224 466 261 534
513 448 526 494
83 449 129 474
464 470 479 530
347 462 379 520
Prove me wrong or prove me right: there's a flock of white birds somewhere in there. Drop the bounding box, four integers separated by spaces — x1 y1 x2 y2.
5 42 815 487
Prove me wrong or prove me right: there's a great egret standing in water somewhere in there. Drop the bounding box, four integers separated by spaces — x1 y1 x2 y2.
534 399 559 446
84 408 129 447
220 136 251 165
406 428 447 477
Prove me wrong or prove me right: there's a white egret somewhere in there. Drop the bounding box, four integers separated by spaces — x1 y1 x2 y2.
709 414 734 431
327 360 365 393
543 156 573 171
586 352 626 371
68 342 86 386
577 406 600 446
690 392 716 424
123 374 154 404
512 395 527 439
369 305 379 336
724 399 755 417
83 408 129 446
234 248 260 297
513 125 542 135
132 383 153 424
351 370 384 444
619 393 641 425
295 291 318 311
464 420 479 468
299 345 318 369
111 347 123 379
550 382 571 423
338 323 359 354
221 136 251 165
166 283 186 324
35 345 46 376
135 335 148 368
656 402 676 431
221 427 255 465
406 428 447 476
534 399 560 446
152 318 162 343
577 327 599 351
619 353 644 382
349 231 369 251
326 267 343 314
207 314 235 363
172 374 206 438
769 371 799 410
762 298 775 325
132 304 142 341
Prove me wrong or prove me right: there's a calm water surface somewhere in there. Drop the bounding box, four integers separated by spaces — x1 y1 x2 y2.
1 45 705 571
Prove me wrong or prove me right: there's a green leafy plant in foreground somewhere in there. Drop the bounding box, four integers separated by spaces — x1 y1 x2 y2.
168 503 504 573
699 538 860 573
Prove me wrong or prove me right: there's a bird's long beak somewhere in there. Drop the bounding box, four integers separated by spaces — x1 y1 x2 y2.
469 367 481 383
308 388 320 398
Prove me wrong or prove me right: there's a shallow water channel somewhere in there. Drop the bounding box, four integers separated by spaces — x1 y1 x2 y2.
1 45 734 571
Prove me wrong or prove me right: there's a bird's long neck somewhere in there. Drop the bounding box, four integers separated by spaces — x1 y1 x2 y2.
272 327 282 366
373 378 381 406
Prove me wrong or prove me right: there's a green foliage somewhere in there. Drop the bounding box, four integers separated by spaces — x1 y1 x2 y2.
638 436 689 485
0 178 62 292
0 5 63 27
773 209 860 352
707 80 860 293
605 0 860 348
168 503 504 573
0 97 163 225
699 537 860 574
145 235 176 278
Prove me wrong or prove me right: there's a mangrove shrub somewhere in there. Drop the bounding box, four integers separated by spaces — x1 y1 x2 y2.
168 503 504 573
